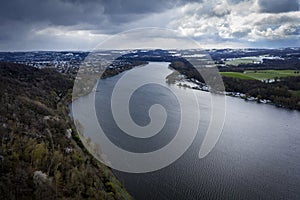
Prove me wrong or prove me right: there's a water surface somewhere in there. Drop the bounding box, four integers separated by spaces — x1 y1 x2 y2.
73 62 300 200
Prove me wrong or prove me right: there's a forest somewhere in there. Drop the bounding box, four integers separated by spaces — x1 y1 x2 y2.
169 61 300 110
0 62 132 199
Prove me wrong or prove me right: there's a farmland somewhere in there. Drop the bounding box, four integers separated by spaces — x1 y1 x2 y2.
220 70 300 80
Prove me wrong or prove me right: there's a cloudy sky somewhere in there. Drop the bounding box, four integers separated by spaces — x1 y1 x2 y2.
0 0 299 51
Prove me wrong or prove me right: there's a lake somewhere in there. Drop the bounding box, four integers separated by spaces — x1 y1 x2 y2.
72 62 300 200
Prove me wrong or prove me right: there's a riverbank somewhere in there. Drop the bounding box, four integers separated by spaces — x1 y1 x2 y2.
79 61 300 200
168 61 300 111
0 62 132 199
173 76 299 111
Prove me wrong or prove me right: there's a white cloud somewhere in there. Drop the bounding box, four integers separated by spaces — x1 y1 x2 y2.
167 0 300 47
1 0 299 50
213 1 231 17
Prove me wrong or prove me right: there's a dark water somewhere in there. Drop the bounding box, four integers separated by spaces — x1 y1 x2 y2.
73 62 300 200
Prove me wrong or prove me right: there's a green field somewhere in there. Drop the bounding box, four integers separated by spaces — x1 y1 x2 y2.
292 90 300 97
219 72 256 80
221 70 300 80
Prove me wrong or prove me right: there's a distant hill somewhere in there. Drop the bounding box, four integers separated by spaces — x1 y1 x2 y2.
0 62 132 200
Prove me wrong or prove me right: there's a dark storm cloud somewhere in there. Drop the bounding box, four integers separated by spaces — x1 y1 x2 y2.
0 0 299 50
0 0 182 42
258 0 299 13
0 0 180 26
0 0 107 27
0 0 188 50
101 0 177 14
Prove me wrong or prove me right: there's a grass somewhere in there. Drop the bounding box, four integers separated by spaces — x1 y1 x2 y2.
221 70 300 80
244 70 300 80
292 90 300 97
220 72 256 80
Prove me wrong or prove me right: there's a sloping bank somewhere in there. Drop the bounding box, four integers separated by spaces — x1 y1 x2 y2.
0 62 132 200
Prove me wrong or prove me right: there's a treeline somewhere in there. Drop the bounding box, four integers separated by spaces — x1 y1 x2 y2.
210 48 300 66
0 62 132 199
223 76 300 110
169 60 300 110
219 59 300 72
102 60 148 79
169 60 205 82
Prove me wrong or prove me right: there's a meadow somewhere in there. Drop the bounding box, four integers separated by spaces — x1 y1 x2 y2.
220 70 300 80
